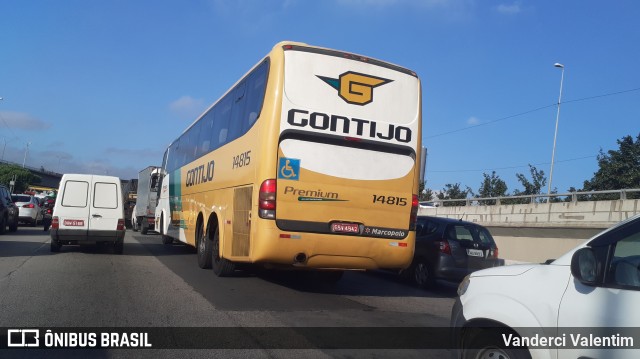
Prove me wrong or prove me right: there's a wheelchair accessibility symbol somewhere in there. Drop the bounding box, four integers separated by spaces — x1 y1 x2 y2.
278 157 300 180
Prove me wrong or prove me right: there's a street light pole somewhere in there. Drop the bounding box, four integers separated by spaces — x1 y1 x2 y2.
22 142 31 168
548 63 565 195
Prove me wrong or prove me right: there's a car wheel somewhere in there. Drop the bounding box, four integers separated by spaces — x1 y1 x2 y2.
413 258 436 289
462 328 531 359
212 224 235 277
0 215 6 235
31 217 37 227
50 239 61 252
43 224 50 232
196 221 212 269
9 219 18 232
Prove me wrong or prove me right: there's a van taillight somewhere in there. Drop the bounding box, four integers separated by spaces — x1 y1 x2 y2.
438 240 451 255
117 219 125 231
259 179 276 219
409 194 419 230
52 216 59 229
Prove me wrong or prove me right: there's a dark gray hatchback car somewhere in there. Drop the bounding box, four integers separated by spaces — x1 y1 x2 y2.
402 216 501 288
0 185 19 234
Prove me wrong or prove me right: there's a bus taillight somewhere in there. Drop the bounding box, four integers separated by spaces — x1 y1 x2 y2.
259 179 277 219
409 194 419 230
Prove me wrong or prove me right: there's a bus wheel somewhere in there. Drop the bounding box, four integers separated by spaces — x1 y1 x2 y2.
212 225 235 277
197 221 212 269
160 217 172 245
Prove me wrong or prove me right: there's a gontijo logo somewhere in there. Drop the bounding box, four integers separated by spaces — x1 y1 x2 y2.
317 71 392 105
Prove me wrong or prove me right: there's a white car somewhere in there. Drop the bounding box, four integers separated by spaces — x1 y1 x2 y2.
451 213 640 359
11 194 42 226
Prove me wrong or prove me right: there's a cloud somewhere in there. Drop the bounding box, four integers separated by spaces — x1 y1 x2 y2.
0 111 51 131
169 95 205 119
496 2 522 15
467 116 480 125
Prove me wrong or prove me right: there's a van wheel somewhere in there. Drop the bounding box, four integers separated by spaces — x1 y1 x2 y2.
114 241 124 255
412 258 436 289
196 222 212 269
212 225 235 277
463 328 531 359
50 239 61 252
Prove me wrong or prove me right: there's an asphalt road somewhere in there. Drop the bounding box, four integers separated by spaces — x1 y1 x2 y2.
0 227 456 358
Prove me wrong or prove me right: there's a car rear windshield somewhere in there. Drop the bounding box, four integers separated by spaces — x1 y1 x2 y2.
447 224 496 245
12 195 31 203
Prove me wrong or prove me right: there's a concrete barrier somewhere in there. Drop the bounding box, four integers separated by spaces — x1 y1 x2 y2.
418 198 640 263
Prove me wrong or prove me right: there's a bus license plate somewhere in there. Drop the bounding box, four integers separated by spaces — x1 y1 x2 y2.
467 249 484 257
331 223 359 234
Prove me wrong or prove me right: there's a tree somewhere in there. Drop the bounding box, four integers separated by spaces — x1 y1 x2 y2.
0 164 41 193
437 183 472 206
418 181 434 201
511 165 547 203
476 171 508 205
582 134 640 199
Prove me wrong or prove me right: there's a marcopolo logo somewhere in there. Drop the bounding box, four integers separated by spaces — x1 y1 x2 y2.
317 71 392 106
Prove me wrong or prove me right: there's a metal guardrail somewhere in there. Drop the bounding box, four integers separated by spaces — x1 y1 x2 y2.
432 188 640 207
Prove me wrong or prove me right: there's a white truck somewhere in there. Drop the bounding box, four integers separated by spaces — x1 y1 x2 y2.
133 166 161 234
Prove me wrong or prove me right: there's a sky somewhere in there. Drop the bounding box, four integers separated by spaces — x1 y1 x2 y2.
1 0 639 196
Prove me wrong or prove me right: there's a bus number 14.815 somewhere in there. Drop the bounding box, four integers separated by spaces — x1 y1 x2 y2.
372 195 407 206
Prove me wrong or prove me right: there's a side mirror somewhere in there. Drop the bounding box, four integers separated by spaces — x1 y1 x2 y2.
570 247 600 286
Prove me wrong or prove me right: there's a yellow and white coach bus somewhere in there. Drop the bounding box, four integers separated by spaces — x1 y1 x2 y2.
155 41 422 279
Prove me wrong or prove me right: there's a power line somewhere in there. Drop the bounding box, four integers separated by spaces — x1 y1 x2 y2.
426 87 640 139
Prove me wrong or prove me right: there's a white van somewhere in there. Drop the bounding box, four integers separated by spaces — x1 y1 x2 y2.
50 174 126 254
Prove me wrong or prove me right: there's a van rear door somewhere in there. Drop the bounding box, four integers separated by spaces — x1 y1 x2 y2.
88 176 122 241
57 177 90 241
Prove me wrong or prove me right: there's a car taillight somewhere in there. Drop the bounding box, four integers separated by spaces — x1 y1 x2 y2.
438 240 451 255
409 194 419 230
23 203 35 208
259 179 276 219
493 247 499 259
52 216 59 229
117 219 125 231
47 208 53 214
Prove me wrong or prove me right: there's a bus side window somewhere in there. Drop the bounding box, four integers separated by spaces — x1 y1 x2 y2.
213 93 232 147
227 81 246 142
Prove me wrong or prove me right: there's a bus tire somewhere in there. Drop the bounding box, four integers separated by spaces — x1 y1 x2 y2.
212 225 235 277
160 217 173 244
197 221 212 269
